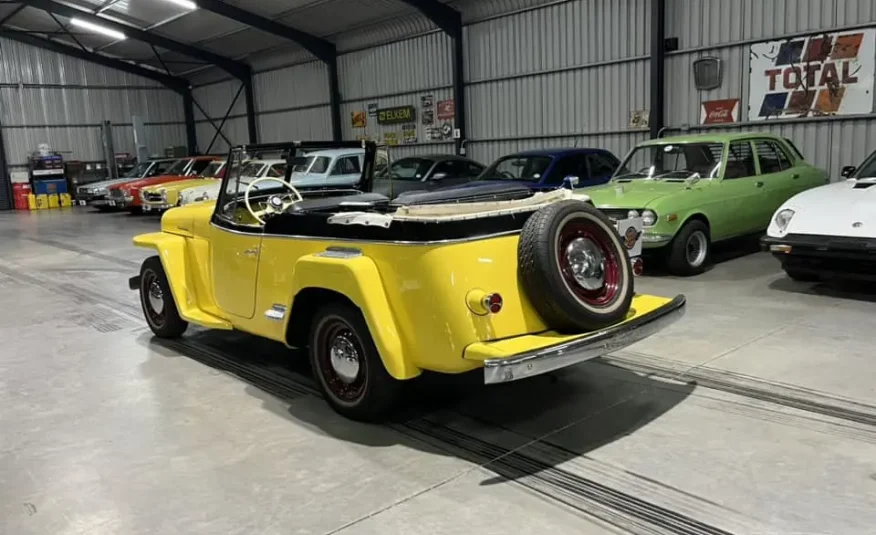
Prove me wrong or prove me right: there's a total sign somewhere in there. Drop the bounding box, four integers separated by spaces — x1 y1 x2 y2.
749 29 875 120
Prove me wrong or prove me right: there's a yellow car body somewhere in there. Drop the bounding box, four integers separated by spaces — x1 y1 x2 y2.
130 140 685 420
141 178 220 211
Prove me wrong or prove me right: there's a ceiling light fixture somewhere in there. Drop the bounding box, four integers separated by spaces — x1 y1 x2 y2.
70 18 126 40
162 0 198 10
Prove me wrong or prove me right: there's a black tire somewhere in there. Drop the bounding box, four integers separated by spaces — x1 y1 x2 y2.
784 267 820 282
309 303 401 422
518 200 634 332
666 220 711 276
139 256 188 338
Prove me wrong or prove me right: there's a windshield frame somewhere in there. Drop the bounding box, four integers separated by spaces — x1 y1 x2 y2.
853 150 876 179
162 158 191 176
612 141 726 182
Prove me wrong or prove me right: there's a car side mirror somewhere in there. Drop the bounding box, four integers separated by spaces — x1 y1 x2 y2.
563 175 580 189
841 165 856 178
431 172 447 180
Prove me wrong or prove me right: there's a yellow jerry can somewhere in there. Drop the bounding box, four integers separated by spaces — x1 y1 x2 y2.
48 193 60 209
60 193 72 207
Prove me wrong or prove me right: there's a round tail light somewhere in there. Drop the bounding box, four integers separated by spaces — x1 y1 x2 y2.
632 257 644 276
483 293 503 314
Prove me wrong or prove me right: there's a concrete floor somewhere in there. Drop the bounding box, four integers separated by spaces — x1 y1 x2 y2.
2 208 876 535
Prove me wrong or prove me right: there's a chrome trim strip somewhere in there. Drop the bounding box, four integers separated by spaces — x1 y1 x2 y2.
482 295 686 385
209 221 521 246
264 305 287 321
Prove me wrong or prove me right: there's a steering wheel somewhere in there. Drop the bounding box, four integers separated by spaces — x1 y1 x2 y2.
243 177 303 224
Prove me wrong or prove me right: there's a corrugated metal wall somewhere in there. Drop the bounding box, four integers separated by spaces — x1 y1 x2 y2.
0 37 186 167
664 0 876 176
187 0 876 174
464 0 651 164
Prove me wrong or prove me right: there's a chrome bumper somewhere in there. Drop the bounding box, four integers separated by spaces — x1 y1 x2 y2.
482 295 686 384
143 203 170 212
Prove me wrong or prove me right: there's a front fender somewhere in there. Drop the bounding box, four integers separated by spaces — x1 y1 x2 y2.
287 253 417 381
132 232 231 330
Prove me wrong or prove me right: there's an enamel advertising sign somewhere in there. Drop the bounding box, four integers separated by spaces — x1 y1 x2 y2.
749 29 875 120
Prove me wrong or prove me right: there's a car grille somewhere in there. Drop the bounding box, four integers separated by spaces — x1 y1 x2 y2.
601 208 636 222
145 192 163 202
110 189 126 199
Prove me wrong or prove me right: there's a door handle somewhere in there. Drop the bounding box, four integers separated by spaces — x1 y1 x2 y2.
242 248 259 257
755 181 764 187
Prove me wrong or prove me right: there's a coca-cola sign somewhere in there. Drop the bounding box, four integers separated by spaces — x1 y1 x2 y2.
700 98 740 124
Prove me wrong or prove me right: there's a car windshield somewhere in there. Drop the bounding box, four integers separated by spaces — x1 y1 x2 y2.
163 159 190 176
614 142 725 181
480 155 553 181
199 161 224 178
291 156 331 174
854 152 876 179
388 158 434 180
124 162 152 178
239 162 266 177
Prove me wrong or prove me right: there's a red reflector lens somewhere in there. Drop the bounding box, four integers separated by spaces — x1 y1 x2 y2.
632 257 644 276
483 293 503 314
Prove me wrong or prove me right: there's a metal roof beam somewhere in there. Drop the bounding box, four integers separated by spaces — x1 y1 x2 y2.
195 0 341 139
20 0 250 79
194 0 335 62
398 0 461 36
0 27 190 93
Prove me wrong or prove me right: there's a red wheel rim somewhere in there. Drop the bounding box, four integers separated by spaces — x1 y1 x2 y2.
316 317 367 403
556 219 621 307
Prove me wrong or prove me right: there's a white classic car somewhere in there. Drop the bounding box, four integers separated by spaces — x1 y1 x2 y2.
179 159 286 206
762 150 876 282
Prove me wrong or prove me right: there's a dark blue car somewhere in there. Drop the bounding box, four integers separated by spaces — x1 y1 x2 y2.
460 148 621 191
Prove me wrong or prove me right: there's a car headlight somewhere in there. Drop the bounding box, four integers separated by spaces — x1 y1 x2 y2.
627 210 640 219
160 190 167 201
774 209 795 232
642 209 657 227
95 187 106 194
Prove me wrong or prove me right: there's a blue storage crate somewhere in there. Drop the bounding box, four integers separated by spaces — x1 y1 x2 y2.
33 178 68 195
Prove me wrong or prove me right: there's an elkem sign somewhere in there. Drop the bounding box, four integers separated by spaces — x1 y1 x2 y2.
377 106 416 125
749 30 875 120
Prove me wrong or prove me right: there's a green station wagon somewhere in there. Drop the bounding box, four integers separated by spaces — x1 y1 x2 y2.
584 133 829 275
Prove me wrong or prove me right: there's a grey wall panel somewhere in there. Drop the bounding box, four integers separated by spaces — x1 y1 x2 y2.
338 32 453 101
0 38 165 87
467 59 650 140
195 117 249 155
342 87 454 143
464 0 649 82
254 61 329 112
665 46 748 128
193 80 248 120
468 131 648 167
666 0 876 50
112 123 187 160
385 143 456 161
258 107 334 143
334 12 438 53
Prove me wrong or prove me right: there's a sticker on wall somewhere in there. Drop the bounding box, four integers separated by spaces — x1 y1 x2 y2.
440 122 453 139
377 105 416 124
384 132 399 146
422 109 434 125
701 98 740 124
629 109 650 128
749 29 875 120
351 110 367 128
402 124 418 144
437 99 455 120
421 94 434 108
367 103 378 117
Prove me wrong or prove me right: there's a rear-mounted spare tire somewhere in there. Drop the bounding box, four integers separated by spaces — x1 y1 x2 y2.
518 200 634 332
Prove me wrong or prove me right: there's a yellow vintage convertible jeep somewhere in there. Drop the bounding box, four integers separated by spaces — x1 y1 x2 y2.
130 141 685 421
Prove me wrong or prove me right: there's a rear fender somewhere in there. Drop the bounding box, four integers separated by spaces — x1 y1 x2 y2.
132 232 231 330
286 253 417 381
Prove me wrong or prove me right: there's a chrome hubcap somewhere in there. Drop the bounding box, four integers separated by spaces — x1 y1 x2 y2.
147 281 164 315
686 231 708 267
329 333 360 384
565 237 606 290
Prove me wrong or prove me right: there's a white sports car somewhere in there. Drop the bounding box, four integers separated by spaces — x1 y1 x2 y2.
762 150 876 282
